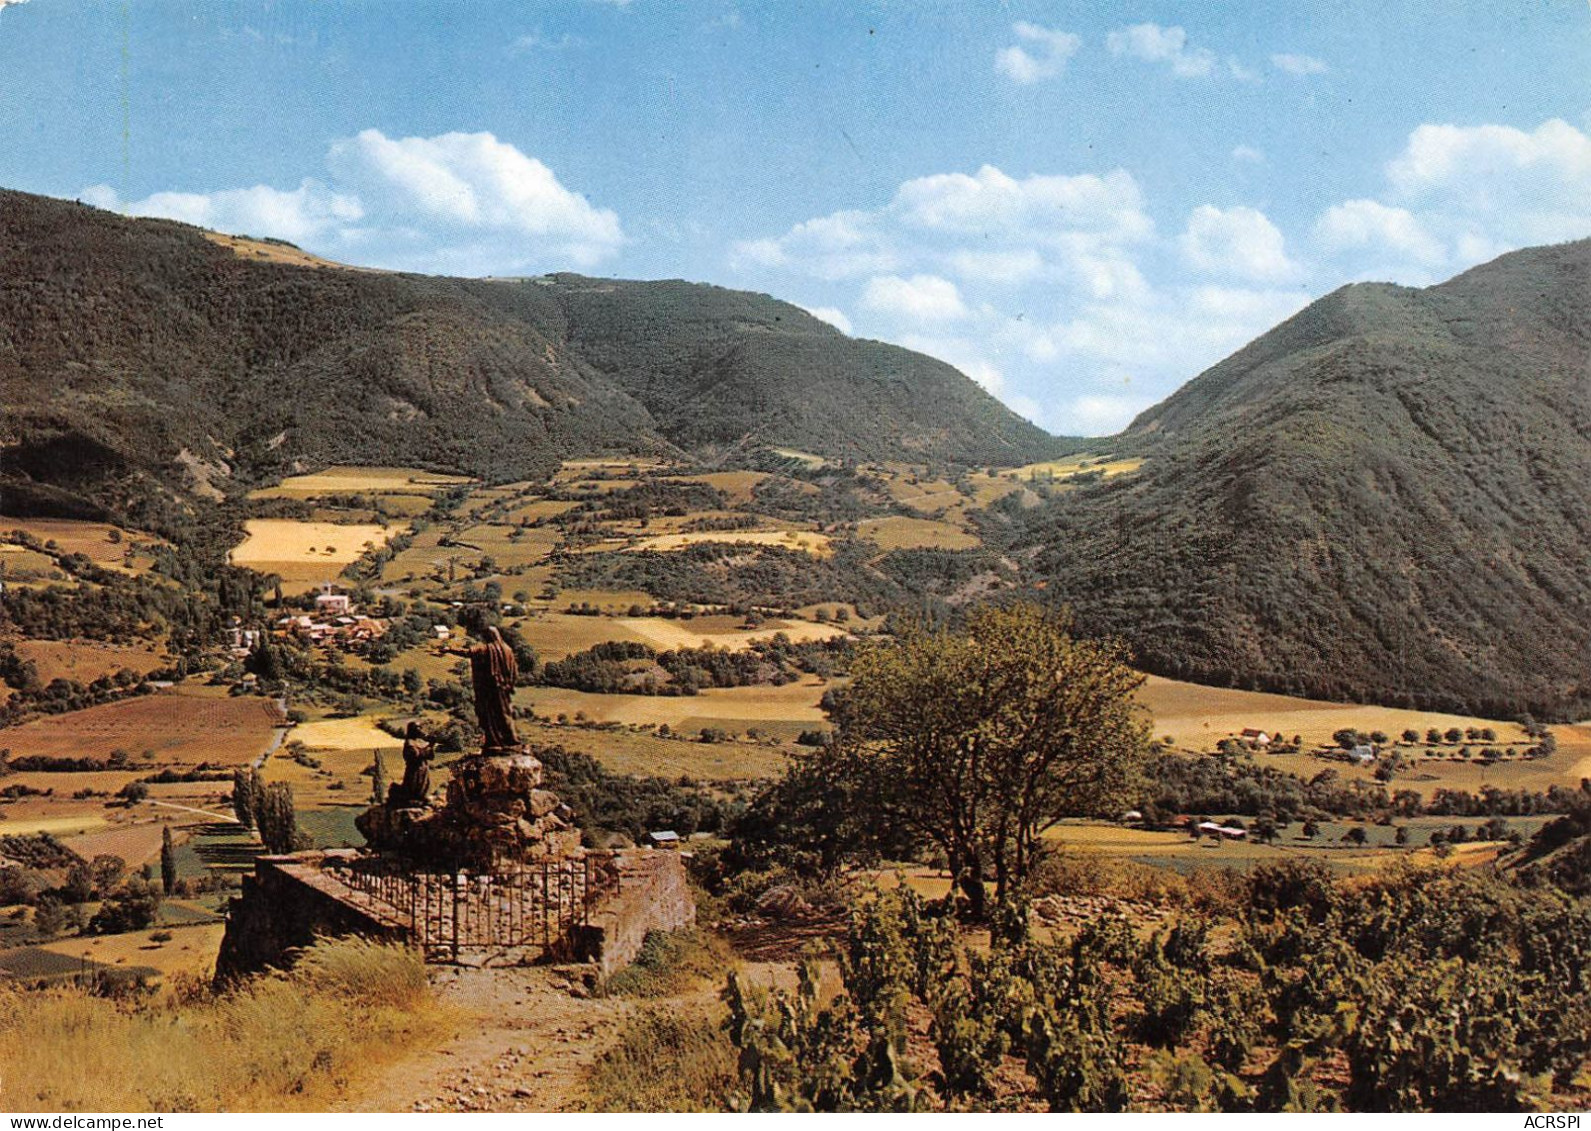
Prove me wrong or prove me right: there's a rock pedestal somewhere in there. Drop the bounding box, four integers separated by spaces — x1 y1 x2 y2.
356 746 580 869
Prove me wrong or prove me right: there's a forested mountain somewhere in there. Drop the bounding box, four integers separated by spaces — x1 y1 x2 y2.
0 189 1058 523
1014 238 1591 719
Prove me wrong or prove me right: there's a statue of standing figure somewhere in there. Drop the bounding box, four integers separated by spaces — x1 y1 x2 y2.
443 622 519 751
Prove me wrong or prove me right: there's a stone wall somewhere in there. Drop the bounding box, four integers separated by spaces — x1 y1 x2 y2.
213 850 408 984
214 847 695 981
573 849 696 976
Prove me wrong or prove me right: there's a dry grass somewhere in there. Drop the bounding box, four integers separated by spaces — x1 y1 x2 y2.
0 814 111 837
0 936 452 1112
658 471 769 506
4 769 145 793
1 687 283 766
614 615 848 653
1134 674 1580 797
231 519 404 568
1140 675 1521 751
960 471 1028 507
34 922 226 982
455 523 560 568
519 720 787 781
248 466 472 498
1012 455 1145 481
12 639 167 686
521 678 828 728
290 716 406 752
855 516 980 551
1 517 164 574
60 822 175 868
554 589 659 613
202 231 366 271
0 545 62 583
581 1005 736 1113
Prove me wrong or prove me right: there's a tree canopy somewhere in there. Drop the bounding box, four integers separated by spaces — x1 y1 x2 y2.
823 603 1149 917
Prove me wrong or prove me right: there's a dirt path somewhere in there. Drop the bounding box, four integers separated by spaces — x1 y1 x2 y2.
337 966 636 1113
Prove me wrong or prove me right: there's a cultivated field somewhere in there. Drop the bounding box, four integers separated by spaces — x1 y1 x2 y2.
1 517 164 574
33 921 227 981
622 530 832 556
0 687 284 766
12 639 167 686
1012 455 1145 482
248 466 472 499
517 719 787 781
1139 675 1522 752
855 516 980 551
230 519 405 586
290 716 405 752
520 677 828 730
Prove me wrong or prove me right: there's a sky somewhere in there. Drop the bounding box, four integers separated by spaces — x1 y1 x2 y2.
0 1 1588 436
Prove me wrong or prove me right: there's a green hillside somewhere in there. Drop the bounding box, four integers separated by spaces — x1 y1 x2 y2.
0 189 1060 524
1015 238 1591 720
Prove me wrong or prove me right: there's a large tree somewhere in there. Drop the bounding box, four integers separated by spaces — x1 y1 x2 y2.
830 603 1149 918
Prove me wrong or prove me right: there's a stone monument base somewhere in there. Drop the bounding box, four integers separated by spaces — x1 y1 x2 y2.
355 746 580 870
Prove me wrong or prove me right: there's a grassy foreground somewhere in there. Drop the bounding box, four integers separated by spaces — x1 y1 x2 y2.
0 938 453 1112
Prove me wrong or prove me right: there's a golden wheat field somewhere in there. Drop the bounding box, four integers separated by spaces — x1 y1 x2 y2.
1 517 164 573
34 921 228 980
518 720 789 780
231 519 403 569
1012 455 1145 481
658 471 769 506
520 677 828 729
290 716 405 752
248 466 472 498
856 516 980 551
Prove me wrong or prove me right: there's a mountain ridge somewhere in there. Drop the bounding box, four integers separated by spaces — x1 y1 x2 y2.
1016 237 1591 718
0 189 1061 524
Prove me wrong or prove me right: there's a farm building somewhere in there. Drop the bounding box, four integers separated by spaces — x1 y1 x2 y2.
314 588 353 617
1196 821 1248 840
1239 728 1272 745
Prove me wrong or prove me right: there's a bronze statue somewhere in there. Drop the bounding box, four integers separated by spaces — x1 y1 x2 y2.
444 622 519 750
393 720 434 806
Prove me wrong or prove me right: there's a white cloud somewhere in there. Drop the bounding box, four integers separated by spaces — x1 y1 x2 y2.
1386 119 1591 244
325 130 622 266
1313 199 1446 272
1312 118 1591 282
861 274 968 322
84 130 624 275
0 1 29 11
1232 145 1266 164
994 22 1081 84
944 248 1046 285
80 180 363 246
731 163 1310 435
801 305 853 335
1271 52 1328 76
1066 393 1157 435
1179 205 1301 282
730 209 895 280
1105 23 1216 78
891 165 1152 245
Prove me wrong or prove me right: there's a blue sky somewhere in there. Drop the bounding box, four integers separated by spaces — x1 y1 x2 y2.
1 1 1588 435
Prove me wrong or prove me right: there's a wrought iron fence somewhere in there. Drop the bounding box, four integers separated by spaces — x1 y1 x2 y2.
334 854 617 963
